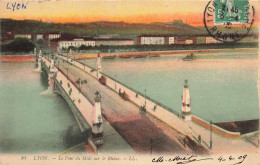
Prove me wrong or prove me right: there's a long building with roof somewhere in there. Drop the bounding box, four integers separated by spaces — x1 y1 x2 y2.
50 36 134 51
94 38 134 46
137 34 177 45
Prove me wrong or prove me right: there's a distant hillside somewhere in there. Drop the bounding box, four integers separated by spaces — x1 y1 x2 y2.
1 19 207 38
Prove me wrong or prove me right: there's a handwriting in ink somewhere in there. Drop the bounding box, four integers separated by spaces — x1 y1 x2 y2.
218 154 247 165
169 155 213 164
152 155 213 164
6 2 28 11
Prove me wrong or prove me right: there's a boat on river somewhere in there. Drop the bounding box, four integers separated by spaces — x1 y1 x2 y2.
182 53 196 61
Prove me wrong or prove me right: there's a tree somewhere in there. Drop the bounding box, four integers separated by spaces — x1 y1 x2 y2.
67 46 76 52
1 37 35 52
79 45 88 51
36 39 43 45
99 45 109 52
61 47 67 52
86 46 93 50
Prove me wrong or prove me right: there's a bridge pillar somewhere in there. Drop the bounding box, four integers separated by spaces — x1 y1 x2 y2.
96 53 102 80
48 59 56 92
181 80 192 120
92 92 104 146
34 50 42 72
68 48 73 64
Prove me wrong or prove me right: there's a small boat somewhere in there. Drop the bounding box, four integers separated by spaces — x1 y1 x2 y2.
182 53 196 61
102 55 116 60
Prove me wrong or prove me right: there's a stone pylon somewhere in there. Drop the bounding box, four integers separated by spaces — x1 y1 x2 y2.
92 92 104 146
48 59 56 92
69 48 73 63
181 80 192 120
96 53 102 79
34 50 42 72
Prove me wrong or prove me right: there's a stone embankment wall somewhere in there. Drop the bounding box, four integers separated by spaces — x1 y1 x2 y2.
68 48 255 59
191 116 241 138
0 55 35 62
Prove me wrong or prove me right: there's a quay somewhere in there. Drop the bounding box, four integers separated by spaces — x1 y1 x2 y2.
66 48 256 60
37 51 258 154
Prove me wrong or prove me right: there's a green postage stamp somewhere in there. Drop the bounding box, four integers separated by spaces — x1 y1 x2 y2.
214 0 250 25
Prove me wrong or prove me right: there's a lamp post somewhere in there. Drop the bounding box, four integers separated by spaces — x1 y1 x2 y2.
66 68 68 78
210 120 213 149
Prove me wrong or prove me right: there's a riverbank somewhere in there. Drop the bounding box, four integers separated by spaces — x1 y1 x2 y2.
0 55 35 62
67 48 257 60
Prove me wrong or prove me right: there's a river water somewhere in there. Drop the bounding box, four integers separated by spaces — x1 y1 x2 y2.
84 49 259 123
0 62 82 153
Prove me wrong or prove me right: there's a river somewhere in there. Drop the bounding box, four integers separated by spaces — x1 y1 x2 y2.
0 62 82 153
83 49 259 123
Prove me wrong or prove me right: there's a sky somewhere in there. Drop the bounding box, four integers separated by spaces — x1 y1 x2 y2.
0 0 259 26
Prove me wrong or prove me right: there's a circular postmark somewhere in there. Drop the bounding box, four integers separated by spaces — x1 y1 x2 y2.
204 0 255 42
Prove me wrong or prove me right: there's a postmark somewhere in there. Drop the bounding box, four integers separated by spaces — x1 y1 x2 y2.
204 0 255 42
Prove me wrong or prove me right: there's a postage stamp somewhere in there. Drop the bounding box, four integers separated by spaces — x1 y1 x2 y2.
204 0 255 42
214 0 250 25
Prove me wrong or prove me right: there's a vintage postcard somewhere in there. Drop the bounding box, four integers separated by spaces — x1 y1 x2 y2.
0 0 259 164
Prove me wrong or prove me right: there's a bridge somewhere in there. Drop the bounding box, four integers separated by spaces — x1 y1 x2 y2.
36 52 104 150
35 51 258 154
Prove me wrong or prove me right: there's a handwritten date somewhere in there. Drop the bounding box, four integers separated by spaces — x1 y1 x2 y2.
152 154 247 164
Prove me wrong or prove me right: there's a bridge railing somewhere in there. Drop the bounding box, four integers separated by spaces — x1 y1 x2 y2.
54 61 94 106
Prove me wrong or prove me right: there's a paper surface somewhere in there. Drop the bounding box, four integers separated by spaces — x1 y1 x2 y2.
0 0 259 164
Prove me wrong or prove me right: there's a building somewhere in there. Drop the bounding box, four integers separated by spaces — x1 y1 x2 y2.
137 35 177 45
36 34 44 40
175 36 197 44
46 33 61 40
57 38 96 50
205 37 219 44
14 34 32 39
94 38 134 46
196 36 207 44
